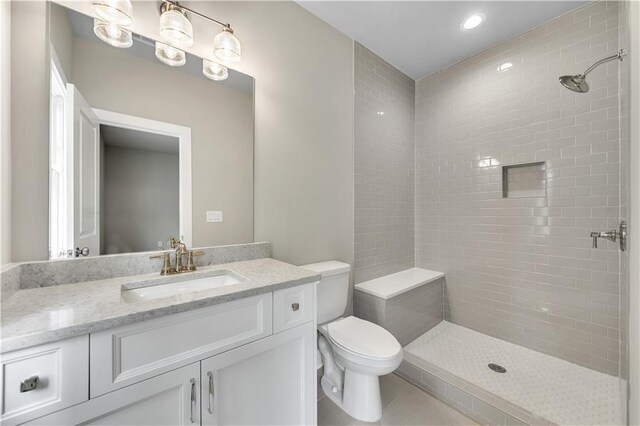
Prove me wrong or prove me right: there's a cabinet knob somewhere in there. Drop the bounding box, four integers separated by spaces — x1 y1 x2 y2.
20 375 39 393
291 303 300 311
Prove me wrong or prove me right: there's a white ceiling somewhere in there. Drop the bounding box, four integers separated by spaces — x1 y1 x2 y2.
101 125 179 154
298 1 587 80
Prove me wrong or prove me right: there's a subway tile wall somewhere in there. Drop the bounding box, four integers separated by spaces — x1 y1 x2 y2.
354 42 415 284
414 2 624 375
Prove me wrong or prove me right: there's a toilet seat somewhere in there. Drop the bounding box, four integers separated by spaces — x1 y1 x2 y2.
327 316 401 360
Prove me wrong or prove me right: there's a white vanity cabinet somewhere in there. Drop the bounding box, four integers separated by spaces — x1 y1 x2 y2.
25 363 200 426
11 283 316 425
90 293 273 397
201 323 315 426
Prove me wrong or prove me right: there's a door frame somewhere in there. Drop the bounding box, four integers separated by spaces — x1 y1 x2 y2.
93 109 193 247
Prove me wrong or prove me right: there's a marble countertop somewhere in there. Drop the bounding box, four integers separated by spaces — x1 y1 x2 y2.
1 258 320 353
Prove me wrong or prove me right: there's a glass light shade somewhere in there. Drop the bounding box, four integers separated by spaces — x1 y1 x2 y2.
202 59 228 81
160 9 193 48
213 28 241 63
92 0 133 26
155 41 186 67
93 19 132 48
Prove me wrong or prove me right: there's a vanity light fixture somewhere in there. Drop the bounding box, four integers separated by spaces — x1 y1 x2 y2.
202 59 228 81
155 41 187 67
497 62 513 72
461 14 485 30
160 1 242 64
92 0 133 26
213 27 241 63
93 18 133 48
159 2 194 48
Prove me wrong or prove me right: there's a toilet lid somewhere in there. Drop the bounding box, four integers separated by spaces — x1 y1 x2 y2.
327 316 401 359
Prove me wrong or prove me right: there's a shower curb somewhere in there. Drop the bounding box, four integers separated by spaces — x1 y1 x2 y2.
397 353 557 426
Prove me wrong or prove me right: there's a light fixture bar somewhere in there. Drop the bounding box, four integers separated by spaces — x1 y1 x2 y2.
163 1 232 30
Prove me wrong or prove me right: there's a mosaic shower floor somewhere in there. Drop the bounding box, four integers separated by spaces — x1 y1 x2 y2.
404 321 623 425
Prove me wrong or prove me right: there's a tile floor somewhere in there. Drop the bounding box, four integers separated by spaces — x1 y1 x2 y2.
404 322 623 425
317 373 478 425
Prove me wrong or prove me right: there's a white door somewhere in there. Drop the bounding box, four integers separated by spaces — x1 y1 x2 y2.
67 84 100 257
201 323 315 426
25 363 200 425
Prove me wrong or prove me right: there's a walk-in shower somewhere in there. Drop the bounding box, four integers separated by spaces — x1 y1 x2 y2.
559 48 627 93
354 0 632 423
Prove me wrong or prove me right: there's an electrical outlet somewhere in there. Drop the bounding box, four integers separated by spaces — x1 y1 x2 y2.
206 211 223 223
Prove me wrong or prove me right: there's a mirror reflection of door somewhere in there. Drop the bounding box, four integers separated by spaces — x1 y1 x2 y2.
49 61 182 257
69 84 100 258
100 125 179 255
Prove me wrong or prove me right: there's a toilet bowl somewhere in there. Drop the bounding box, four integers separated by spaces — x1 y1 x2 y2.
318 316 403 422
301 261 403 423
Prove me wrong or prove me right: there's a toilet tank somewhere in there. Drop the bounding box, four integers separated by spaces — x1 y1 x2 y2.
301 261 351 325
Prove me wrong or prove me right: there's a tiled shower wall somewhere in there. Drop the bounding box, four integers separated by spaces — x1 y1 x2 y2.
354 42 415 284
415 2 623 375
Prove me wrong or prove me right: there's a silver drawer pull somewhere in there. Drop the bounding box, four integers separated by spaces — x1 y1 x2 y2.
189 378 196 423
291 303 300 311
207 371 214 414
20 376 39 393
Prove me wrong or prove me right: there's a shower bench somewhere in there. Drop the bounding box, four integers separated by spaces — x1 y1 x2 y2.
353 268 445 346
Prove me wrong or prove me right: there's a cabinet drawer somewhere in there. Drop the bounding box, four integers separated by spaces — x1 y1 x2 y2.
90 293 272 397
0 336 89 426
25 363 200 426
273 283 314 333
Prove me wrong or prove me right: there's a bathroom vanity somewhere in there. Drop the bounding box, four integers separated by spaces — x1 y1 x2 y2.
0 247 319 425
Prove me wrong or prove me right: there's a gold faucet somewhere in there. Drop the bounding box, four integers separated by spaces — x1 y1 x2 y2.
149 237 205 275
170 237 188 272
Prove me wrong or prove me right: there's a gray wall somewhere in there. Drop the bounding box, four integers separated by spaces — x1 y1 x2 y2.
102 145 179 254
71 37 254 249
0 1 10 266
49 2 73 81
415 2 623 376
354 42 415 284
10 1 49 262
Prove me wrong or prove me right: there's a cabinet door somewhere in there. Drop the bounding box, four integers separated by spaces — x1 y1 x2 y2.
201 323 315 426
25 363 200 426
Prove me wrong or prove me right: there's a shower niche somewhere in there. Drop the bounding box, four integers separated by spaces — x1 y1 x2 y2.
501 161 547 198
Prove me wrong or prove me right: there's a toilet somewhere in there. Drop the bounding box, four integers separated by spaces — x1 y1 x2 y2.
302 261 403 422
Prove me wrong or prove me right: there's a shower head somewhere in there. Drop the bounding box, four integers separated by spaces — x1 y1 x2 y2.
559 74 589 93
559 49 626 93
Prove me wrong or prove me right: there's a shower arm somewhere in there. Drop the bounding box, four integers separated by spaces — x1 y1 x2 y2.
581 49 626 77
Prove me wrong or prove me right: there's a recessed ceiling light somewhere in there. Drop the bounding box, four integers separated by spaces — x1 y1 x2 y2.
377 111 385 116
497 62 513 72
461 14 485 30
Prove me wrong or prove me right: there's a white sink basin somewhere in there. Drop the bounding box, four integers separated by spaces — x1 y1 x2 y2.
121 271 244 303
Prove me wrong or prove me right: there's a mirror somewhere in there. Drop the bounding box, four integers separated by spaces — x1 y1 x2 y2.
47 3 254 259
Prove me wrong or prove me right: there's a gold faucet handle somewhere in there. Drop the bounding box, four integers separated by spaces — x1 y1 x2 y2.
185 250 205 271
168 237 176 247
149 252 174 275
